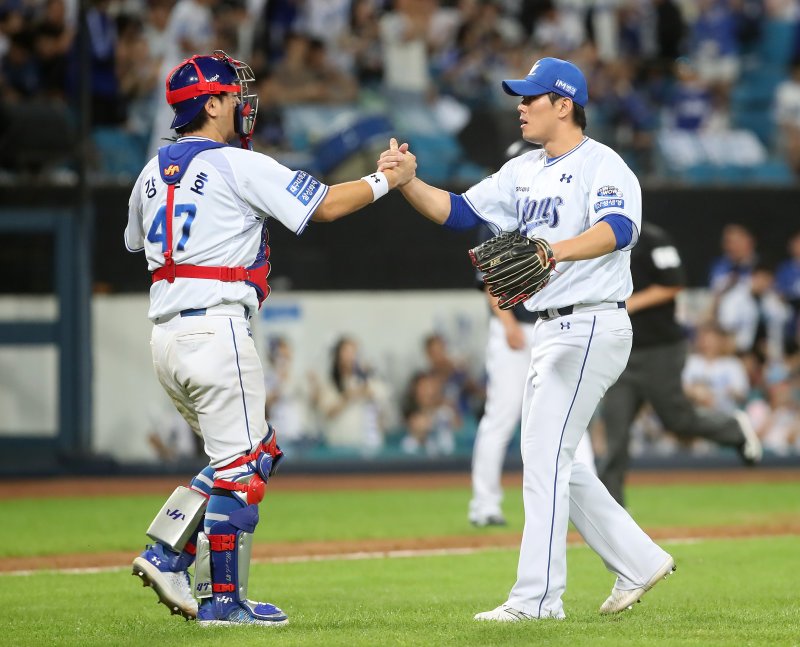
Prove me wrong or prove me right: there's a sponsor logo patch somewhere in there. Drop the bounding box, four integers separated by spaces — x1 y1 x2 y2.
554 79 577 96
594 198 624 213
163 164 180 176
297 177 322 205
597 185 622 197
286 171 310 196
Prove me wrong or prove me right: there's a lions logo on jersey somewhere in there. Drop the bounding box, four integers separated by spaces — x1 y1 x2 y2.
517 195 563 229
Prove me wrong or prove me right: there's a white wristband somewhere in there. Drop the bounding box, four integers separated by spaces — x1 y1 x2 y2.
361 172 389 202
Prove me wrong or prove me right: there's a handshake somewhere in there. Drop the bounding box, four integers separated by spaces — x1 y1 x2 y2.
376 137 417 190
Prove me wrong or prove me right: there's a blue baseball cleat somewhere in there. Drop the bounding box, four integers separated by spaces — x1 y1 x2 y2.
132 543 198 619
197 597 288 627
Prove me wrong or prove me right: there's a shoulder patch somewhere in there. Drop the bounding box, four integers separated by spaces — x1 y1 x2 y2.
286 171 310 197
597 185 622 197
594 198 624 213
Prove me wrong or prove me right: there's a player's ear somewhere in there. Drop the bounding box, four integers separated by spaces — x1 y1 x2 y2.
204 95 220 117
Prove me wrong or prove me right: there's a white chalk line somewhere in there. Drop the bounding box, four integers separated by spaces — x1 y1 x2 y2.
3 533 787 578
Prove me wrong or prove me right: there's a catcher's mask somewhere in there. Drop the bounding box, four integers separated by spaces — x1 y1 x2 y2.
165 50 258 137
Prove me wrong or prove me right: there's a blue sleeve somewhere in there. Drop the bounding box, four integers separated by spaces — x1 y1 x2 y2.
600 214 634 250
444 193 482 230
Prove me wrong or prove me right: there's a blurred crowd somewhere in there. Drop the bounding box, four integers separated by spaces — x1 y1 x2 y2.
6 0 800 181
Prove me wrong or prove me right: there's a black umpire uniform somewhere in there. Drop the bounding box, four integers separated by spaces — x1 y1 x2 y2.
598 224 750 505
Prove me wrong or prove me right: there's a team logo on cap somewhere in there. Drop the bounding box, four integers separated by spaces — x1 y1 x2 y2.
554 79 577 97
529 61 541 75
164 164 180 176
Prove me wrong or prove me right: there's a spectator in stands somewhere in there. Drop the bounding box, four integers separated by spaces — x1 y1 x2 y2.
665 56 717 132
437 0 524 107
401 370 460 456
33 0 73 99
653 0 686 65
86 0 125 126
688 0 741 100
342 0 384 88
423 333 482 419
147 0 214 156
683 322 749 414
717 263 791 359
599 59 658 171
298 0 354 73
378 0 460 107
259 0 302 64
272 32 358 105
0 30 39 101
264 336 311 449
311 336 390 455
775 230 800 349
146 407 204 463
116 14 160 136
142 0 171 74
747 363 800 455
708 223 758 293
530 0 585 55
774 60 800 176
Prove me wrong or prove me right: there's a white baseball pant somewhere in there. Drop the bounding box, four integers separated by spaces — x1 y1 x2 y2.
506 307 670 618
150 305 268 468
469 316 595 523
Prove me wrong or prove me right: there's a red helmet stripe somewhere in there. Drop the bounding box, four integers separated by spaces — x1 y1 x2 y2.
167 82 240 104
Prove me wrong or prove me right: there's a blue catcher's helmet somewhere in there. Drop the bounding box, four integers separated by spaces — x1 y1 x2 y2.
165 50 258 136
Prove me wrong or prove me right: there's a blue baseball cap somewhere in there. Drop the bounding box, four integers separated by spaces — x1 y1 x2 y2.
502 57 588 107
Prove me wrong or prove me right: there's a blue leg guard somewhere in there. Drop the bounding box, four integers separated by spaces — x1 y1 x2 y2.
196 504 288 626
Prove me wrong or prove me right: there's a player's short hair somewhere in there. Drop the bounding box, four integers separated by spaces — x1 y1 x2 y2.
175 92 228 135
547 92 587 130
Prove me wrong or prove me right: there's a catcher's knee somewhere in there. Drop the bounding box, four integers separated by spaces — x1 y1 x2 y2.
211 424 285 506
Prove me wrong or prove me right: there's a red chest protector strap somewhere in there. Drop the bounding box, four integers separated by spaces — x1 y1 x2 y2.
152 140 271 306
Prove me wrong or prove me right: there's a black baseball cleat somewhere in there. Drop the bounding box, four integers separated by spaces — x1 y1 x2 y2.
470 514 507 528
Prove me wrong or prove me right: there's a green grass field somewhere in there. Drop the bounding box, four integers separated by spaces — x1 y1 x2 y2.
2 478 799 646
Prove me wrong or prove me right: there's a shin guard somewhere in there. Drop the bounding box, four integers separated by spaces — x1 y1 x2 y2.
197 505 287 625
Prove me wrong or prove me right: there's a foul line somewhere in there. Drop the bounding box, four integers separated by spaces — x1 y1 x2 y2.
1 533 784 578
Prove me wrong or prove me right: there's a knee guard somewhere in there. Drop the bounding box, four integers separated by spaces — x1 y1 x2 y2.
211 425 284 505
145 485 208 552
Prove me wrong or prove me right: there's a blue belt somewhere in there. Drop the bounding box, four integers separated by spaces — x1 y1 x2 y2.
533 301 625 322
180 306 251 318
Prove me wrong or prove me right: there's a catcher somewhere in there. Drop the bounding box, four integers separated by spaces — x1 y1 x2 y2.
379 56 675 622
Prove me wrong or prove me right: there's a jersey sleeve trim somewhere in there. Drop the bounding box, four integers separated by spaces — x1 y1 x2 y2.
124 237 144 252
599 213 639 251
299 183 329 235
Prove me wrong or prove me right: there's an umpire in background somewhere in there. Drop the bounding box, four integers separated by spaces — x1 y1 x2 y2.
598 223 763 506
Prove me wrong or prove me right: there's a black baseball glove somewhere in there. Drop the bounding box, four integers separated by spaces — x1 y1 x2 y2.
469 231 556 309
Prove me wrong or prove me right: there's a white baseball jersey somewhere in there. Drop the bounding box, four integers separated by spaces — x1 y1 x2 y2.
463 137 641 310
125 136 329 321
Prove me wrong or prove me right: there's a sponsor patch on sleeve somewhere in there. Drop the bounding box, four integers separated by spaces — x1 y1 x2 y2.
286 171 310 197
594 198 624 213
597 185 622 197
297 176 322 205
